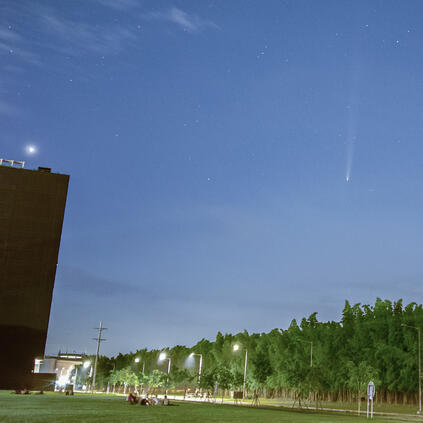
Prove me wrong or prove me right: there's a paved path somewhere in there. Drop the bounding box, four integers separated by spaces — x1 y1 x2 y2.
165 394 423 421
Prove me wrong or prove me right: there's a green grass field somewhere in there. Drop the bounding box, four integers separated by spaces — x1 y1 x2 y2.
0 392 414 423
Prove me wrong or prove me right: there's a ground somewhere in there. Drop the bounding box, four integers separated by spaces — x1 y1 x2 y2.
0 392 413 423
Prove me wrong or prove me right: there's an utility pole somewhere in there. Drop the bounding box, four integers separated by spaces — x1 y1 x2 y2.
92 321 107 392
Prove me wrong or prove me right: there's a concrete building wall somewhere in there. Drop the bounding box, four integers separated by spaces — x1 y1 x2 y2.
0 165 69 388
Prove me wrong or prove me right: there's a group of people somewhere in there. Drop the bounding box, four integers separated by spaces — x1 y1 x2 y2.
13 389 30 395
186 388 209 400
13 389 44 395
127 393 170 406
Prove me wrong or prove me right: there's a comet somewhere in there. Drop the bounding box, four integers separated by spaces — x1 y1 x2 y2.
345 134 355 183
344 60 361 183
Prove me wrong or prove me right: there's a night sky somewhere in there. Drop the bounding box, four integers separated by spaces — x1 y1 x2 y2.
2 0 423 356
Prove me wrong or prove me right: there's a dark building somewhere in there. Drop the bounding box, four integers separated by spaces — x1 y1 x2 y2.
0 162 69 389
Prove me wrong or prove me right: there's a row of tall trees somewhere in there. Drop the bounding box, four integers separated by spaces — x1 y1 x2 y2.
80 299 423 405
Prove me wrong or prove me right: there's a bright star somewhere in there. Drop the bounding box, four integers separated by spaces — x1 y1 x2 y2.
26 145 37 154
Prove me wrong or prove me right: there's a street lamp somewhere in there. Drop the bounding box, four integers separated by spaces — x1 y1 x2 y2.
402 324 421 414
299 340 313 367
77 361 91 391
134 357 145 374
233 344 248 400
159 352 172 374
159 352 172 395
189 353 203 385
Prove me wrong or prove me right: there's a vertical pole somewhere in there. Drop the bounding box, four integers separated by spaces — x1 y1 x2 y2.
371 398 373 418
74 367 78 387
141 362 145 394
92 321 107 392
165 358 171 396
92 321 102 392
242 350 248 400
418 328 422 414
367 397 369 418
198 354 203 385
310 342 313 367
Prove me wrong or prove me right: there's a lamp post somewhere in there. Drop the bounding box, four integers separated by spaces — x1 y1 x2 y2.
233 344 248 400
134 357 146 393
134 357 145 374
189 353 203 386
159 352 171 374
159 352 171 394
300 340 313 367
402 324 421 414
80 361 91 391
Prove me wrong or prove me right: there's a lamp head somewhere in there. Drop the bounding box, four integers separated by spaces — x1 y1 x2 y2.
159 352 167 361
83 361 91 368
134 357 140 363
233 344 240 352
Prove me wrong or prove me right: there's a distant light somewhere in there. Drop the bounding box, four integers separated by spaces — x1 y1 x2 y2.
189 353 194 357
83 360 91 368
134 358 140 363
159 352 167 361
26 145 37 154
233 344 240 352
56 374 68 387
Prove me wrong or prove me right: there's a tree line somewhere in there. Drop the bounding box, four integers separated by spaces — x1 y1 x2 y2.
77 299 423 405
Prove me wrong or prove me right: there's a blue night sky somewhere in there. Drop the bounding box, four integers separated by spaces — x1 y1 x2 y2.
2 0 423 356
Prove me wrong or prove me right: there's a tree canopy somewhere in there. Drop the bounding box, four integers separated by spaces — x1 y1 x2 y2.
89 299 422 404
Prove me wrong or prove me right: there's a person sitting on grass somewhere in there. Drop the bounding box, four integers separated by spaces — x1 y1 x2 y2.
140 396 151 406
127 392 137 404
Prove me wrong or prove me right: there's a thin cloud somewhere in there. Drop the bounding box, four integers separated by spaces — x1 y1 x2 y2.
147 7 218 33
39 11 137 55
94 0 139 10
0 27 40 66
0 28 21 43
0 100 21 118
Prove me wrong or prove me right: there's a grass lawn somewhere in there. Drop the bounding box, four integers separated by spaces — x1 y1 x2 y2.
0 392 412 423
